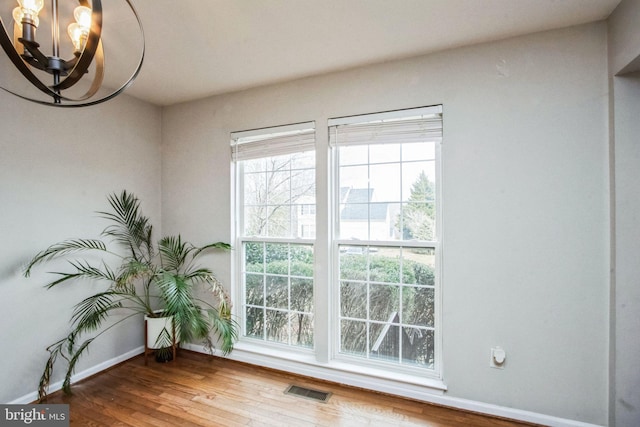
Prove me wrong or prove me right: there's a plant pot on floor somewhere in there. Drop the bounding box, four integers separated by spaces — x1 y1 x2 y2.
144 311 179 365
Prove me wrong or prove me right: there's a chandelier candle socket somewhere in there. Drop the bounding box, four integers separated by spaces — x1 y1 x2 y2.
0 0 144 107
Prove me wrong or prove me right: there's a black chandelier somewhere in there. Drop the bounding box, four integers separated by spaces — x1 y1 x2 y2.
0 0 144 107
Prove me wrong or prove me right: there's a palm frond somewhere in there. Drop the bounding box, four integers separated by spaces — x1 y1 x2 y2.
183 267 214 281
181 306 210 344
62 337 94 395
24 239 107 277
44 272 87 289
70 260 117 282
65 330 78 357
71 291 126 333
99 190 143 231
192 241 232 258
155 273 193 315
144 222 154 261
38 338 66 401
98 191 153 261
205 275 233 317
115 259 154 289
44 260 117 289
39 309 142 400
158 235 193 272
155 272 211 343
182 275 236 353
207 308 239 355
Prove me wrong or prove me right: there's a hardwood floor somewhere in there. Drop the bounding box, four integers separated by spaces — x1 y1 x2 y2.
42 350 538 426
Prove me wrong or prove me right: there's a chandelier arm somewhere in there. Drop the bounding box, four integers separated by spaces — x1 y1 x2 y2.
52 0 102 91
51 38 104 102
0 18 64 99
20 41 50 70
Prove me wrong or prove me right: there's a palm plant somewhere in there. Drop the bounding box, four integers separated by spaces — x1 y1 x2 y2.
24 190 237 400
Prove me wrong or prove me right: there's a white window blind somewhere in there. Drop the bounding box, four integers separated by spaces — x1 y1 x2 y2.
329 106 442 147
231 122 315 161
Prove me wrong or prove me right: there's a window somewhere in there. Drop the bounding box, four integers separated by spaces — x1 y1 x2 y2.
231 106 443 379
232 123 316 349
330 106 442 373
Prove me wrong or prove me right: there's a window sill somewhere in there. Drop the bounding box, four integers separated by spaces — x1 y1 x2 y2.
185 341 447 401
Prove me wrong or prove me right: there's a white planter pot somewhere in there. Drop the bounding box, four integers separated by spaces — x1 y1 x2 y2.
144 312 178 349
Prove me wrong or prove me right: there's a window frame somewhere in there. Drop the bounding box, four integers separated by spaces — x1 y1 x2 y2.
231 122 317 353
329 106 443 378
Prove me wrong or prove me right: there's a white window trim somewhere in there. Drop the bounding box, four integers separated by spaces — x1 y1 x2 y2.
328 105 442 127
231 122 317 353
329 105 443 380
222 340 447 396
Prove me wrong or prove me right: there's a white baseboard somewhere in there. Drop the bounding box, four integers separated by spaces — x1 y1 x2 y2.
9 346 144 404
11 344 604 427
427 396 604 427
183 342 604 427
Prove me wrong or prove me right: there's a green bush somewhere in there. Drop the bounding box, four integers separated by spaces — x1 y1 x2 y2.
245 242 313 265
340 254 423 284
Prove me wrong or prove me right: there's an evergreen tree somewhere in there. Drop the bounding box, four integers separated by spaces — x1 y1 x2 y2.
400 171 436 241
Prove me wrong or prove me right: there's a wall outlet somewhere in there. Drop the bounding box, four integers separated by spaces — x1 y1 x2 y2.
490 347 506 369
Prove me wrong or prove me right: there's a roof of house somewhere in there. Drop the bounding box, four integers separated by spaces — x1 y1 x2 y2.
340 188 389 221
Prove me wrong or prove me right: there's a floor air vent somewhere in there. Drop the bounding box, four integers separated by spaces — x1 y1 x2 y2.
284 384 332 403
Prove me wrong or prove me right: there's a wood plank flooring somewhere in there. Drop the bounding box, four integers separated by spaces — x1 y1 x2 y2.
41 350 539 426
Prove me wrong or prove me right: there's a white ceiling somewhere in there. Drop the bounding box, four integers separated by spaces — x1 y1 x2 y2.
126 0 621 106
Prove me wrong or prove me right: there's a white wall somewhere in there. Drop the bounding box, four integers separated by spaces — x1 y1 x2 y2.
162 23 609 425
0 93 162 403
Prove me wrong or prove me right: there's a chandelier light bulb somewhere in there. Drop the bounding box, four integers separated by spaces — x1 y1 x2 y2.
68 7 91 53
73 6 92 29
12 6 24 28
12 6 39 27
16 0 44 17
12 7 23 26
67 23 85 52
